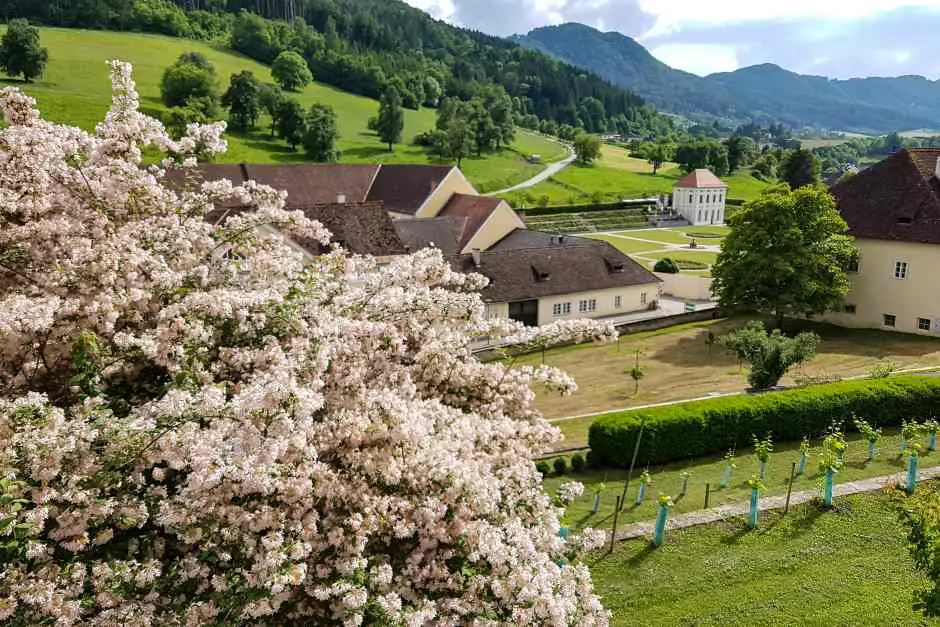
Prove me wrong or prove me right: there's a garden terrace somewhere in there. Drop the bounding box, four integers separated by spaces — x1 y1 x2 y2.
522 208 650 234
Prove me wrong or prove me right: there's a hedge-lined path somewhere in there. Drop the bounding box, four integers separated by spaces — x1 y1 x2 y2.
614 464 940 542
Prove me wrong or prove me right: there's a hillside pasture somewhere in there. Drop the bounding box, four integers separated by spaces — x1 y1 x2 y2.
7 27 561 191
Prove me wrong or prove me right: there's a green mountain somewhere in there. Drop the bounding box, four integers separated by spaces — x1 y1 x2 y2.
511 23 940 133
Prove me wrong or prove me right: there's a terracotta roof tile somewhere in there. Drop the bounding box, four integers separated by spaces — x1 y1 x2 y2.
366 164 454 215
674 169 728 189
831 149 940 245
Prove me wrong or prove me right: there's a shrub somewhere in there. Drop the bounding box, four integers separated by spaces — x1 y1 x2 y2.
673 259 709 270
535 461 551 476
553 457 568 475
588 376 940 467
653 258 679 274
570 453 586 472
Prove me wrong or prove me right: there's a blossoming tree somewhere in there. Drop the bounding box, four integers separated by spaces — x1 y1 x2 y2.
0 62 612 625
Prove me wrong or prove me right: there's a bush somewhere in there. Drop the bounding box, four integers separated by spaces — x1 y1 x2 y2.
588 376 940 467
653 258 679 274
535 461 551 476
673 259 708 270
553 457 568 475
570 453 586 472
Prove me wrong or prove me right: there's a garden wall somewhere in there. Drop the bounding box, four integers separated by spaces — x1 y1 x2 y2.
655 272 714 301
589 376 940 467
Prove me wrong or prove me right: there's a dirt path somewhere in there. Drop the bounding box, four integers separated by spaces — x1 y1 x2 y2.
486 140 575 195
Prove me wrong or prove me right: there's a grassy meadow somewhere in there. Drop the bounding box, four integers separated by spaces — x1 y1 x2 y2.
590 489 935 625
10 27 562 191
501 143 772 207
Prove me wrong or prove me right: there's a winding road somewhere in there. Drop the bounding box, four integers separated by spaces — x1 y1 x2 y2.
485 140 575 196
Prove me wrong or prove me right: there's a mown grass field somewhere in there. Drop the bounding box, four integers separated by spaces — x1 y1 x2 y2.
518 317 940 430
590 489 936 625
10 27 562 191
501 153 772 208
543 427 926 528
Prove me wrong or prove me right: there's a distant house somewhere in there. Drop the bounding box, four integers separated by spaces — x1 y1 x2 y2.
184 163 661 327
672 169 728 226
823 148 940 335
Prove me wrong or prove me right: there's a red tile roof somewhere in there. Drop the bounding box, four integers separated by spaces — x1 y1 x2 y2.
831 149 940 245
439 194 504 249
673 169 728 189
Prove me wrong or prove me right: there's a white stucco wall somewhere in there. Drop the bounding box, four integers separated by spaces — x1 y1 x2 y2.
673 187 727 225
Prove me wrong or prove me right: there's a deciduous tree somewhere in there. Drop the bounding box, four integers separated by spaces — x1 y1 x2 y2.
712 185 856 328
375 85 404 151
276 96 306 149
573 133 602 165
271 49 312 91
302 102 339 161
781 148 822 189
0 61 612 626
221 70 262 131
718 321 820 389
160 51 218 114
0 19 48 82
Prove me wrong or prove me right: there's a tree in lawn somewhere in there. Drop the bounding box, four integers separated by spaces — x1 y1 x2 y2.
221 70 262 132
781 148 822 189
647 143 670 175
573 133 602 165
718 321 820 389
0 19 48 83
258 82 284 137
375 85 404 151
303 102 339 162
711 185 856 328
627 349 646 396
271 50 312 91
436 115 474 168
0 61 613 625
276 97 307 150
160 51 218 114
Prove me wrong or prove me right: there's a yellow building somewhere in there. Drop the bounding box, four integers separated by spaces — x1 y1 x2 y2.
188 163 661 327
824 149 940 334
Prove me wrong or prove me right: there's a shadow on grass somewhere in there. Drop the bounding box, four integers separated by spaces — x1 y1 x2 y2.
719 519 750 545
342 145 397 160
625 543 657 566
777 500 828 538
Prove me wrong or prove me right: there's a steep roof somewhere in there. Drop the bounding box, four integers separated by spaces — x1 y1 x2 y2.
489 228 593 251
393 216 466 257
366 164 454 215
831 148 940 245
439 194 504 249
296 202 407 257
244 164 379 206
454 240 660 303
674 169 728 189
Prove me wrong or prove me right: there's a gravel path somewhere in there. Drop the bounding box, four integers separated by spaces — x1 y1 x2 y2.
614 463 940 542
486 141 574 195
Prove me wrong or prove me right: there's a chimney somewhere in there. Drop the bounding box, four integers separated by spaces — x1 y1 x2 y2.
471 248 481 267
336 193 346 204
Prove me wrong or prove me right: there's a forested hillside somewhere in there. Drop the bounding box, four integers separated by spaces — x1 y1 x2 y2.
513 23 940 133
1 0 671 136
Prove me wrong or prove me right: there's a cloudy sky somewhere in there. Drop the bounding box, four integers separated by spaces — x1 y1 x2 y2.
403 0 940 79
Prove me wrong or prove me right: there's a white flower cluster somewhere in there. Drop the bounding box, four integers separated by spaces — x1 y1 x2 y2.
0 62 611 625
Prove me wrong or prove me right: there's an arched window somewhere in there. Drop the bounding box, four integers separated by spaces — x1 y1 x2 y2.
689 193 693 203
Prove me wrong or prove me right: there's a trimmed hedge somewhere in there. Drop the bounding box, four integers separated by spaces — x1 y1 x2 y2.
589 376 940 467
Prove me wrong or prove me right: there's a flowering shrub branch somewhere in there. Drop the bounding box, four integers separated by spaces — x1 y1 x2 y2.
0 62 610 625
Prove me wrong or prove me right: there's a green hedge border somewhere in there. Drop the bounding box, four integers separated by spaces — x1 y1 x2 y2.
588 376 940 467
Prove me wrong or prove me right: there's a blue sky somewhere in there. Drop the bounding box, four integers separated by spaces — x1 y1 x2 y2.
403 0 940 79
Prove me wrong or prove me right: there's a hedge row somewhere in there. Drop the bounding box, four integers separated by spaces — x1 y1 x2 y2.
588 376 940 467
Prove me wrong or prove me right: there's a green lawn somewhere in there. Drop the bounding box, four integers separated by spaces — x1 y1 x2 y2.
613 229 698 245
543 427 926 529
590 489 935 625
11 27 560 191
585 234 667 254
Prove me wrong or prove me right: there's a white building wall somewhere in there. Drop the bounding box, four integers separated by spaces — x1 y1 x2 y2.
672 187 727 226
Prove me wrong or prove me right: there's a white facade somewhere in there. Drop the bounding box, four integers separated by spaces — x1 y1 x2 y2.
673 186 727 225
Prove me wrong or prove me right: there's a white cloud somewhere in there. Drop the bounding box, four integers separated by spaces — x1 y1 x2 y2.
650 43 740 76
638 0 940 37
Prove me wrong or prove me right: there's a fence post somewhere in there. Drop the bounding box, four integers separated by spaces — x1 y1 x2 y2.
704 482 711 509
784 461 796 515
609 496 622 553
619 423 645 511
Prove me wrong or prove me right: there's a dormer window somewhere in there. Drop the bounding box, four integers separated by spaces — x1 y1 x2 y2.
532 265 550 281
604 257 626 273
897 217 913 225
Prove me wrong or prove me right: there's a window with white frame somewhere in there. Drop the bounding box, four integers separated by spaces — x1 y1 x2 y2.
883 314 896 327
895 261 908 279
553 302 571 317
640 292 647 305
688 193 693 203
579 299 597 313
614 295 622 308
919 317 931 331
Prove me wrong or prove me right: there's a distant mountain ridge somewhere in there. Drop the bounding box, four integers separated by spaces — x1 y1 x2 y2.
510 23 940 133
